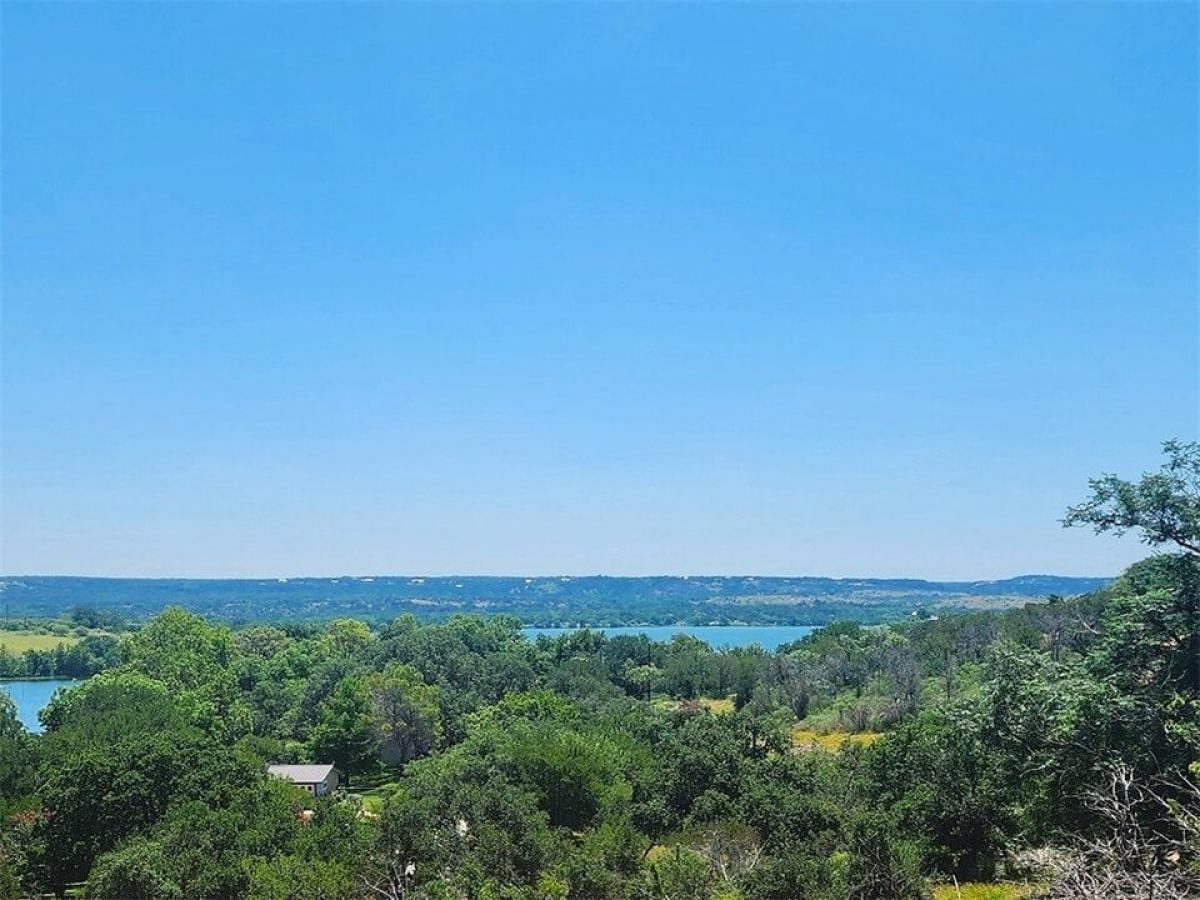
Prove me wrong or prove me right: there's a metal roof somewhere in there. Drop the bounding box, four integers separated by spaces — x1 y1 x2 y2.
267 764 336 784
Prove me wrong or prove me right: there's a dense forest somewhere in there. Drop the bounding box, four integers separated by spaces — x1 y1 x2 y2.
1 445 1197 899
0 574 1109 627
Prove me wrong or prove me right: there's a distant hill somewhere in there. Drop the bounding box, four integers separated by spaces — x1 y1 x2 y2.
0 574 1111 626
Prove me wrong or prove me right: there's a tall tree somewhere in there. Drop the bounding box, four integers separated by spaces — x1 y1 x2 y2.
366 664 441 766
1064 439 1200 555
1065 441 1200 700
307 676 376 782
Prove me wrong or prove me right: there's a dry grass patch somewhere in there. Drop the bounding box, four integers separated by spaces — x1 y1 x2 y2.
696 696 734 714
653 696 736 715
791 728 883 752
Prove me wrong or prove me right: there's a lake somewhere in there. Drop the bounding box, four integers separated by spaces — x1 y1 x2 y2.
521 624 818 651
1 678 78 733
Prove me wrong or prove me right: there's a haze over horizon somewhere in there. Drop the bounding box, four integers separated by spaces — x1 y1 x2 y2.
3 4 1196 580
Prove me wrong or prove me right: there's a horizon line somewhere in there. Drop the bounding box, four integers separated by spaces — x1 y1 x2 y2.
0 571 1117 583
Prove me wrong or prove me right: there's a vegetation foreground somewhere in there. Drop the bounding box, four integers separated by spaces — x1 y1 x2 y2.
1 443 1198 899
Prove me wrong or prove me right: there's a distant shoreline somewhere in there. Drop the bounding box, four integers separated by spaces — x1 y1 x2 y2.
1 573 1112 627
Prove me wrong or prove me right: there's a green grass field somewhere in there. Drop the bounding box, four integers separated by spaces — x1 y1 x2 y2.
351 781 399 815
0 630 80 653
930 883 1038 900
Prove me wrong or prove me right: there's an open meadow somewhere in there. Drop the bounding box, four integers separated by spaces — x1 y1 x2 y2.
0 630 78 654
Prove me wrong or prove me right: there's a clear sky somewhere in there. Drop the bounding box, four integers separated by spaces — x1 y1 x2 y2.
2 3 1196 579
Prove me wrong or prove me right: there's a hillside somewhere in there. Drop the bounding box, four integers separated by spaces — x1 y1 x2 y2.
0 573 1110 625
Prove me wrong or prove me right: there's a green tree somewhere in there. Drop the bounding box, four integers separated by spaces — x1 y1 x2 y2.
366 663 442 766
859 707 1009 880
662 636 713 699
1065 443 1200 749
842 811 927 900
319 619 372 659
36 675 264 894
245 854 354 900
636 846 712 900
119 608 252 739
0 850 19 900
307 675 376 782
1064 439 1200 555
1088 557 1200 773
39 671 179 736
85 839 181 900
0 694 36 811
379 757 555 893
624 663 662 701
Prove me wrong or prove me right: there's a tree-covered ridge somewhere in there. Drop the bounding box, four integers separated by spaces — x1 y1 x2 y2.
0 573 1110 626
0 443 1197 899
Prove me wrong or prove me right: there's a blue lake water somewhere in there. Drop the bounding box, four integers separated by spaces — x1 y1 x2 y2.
521 624 818 651
0 679 78 733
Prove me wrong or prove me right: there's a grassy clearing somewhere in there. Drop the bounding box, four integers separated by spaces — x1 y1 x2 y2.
930 883 1039 900
791 728 883 752
352 781 400 814
652 695 736 715
0 630 80 653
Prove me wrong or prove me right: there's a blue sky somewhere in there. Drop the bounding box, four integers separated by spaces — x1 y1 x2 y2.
2 3 1196 579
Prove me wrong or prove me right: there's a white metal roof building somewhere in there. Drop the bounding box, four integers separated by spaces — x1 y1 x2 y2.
267 764 340 796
